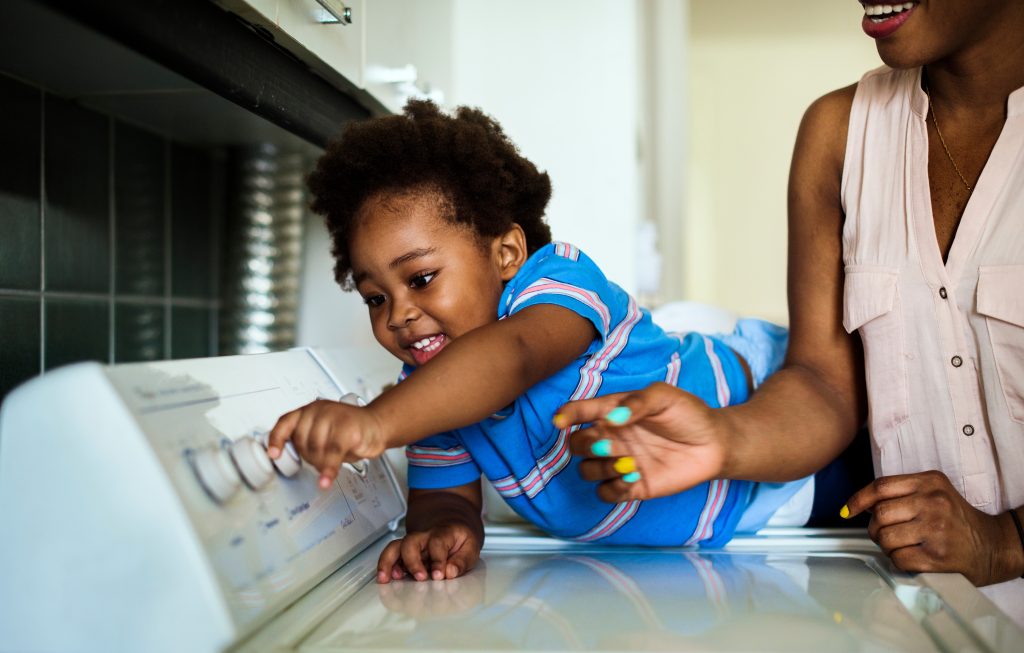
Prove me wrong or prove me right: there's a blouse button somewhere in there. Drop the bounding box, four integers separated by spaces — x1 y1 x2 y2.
939 287 948 299
951 355 963 368
962 424 975 436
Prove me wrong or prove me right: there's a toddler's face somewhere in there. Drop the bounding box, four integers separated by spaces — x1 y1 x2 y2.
349 192 510 367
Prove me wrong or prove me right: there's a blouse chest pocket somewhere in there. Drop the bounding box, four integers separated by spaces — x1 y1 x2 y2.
977 266 1024 424
843 267 910 432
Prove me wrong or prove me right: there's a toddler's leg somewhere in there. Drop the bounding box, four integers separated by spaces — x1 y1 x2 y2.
718 319 789 389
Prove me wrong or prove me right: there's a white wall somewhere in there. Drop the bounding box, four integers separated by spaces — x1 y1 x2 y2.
638 0 688 304
299 0 643 348
296 212 380 351
299 0 880 349
683 0 879 323
448 0 642 292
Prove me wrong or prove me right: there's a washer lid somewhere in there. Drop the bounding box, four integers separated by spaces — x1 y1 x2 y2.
297 535 1022 652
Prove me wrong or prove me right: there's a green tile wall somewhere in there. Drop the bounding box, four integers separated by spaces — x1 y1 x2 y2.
0 297 40 399
44 96 111 293
0 73 225 403
0 77 41 291
44 299 109 370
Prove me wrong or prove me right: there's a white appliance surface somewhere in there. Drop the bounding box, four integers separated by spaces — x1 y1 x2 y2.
0 347 406 653
1 347 1021 653
252 527 1022 653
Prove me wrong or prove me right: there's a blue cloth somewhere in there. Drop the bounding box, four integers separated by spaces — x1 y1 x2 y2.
734 478 812 533
403 242 787 547
719 318 789 389
721 319 808 531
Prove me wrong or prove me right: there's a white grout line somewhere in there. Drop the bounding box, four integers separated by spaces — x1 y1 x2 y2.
38 89 46 374
109 117 116 364
0 289 219 308
164 140 173 359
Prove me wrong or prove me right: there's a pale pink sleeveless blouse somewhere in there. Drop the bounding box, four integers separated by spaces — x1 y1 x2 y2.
841 66 1024 621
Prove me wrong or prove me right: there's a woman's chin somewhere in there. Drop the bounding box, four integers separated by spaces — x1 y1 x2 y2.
875 44 931 71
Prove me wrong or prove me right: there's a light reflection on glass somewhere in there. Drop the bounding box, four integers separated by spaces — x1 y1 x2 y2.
304 549 939 651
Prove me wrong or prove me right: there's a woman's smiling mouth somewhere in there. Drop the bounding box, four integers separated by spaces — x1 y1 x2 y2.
860 1 918 39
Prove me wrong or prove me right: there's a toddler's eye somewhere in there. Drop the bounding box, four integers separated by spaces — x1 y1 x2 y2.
410 272 436 289
364 294 385 308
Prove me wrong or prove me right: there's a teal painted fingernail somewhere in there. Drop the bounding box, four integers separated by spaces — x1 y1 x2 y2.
591 439 612 457
606 406 631 425
623 471 641 483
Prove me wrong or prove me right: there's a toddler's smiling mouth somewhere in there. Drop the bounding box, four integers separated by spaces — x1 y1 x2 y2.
407 334 448 365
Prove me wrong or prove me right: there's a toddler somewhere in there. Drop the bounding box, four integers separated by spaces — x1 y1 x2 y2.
268 101 804 584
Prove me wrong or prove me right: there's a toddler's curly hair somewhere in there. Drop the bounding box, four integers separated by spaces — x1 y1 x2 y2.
308 100 553 289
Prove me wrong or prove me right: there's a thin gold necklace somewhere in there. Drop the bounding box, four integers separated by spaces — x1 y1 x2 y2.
924 85 973 192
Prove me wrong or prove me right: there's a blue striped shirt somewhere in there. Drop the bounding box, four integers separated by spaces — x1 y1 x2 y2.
404 242 754 546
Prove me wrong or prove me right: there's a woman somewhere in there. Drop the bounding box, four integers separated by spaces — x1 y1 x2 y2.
556 0 1024 623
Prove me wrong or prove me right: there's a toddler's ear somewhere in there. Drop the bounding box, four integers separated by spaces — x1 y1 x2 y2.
496 224 528 281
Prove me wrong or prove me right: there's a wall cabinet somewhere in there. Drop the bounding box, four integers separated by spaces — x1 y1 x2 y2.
213 0 452 116
363 0 452 113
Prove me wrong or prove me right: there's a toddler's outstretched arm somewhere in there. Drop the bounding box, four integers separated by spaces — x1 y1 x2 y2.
268 303 595 487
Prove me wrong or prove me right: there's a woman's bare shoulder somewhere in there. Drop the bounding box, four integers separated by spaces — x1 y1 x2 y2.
794 83 858 169
798 84 856 154
805 83 858 122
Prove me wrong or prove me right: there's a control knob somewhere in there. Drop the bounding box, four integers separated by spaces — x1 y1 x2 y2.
193 447 241 503
230 436 276 490
270 440 302 477
339 393 369 477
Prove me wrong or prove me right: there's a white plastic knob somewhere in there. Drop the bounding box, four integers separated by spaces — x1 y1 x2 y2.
193 447 241 503
271 441 302 477
230 437 276 490
338 393 369 477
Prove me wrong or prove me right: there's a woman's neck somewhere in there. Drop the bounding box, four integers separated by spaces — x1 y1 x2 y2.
924 10 1024 114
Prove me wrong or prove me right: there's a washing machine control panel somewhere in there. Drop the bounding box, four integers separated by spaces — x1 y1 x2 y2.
102 349 405 629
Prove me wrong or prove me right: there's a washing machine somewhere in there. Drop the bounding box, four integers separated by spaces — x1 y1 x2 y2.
0 348 1020 652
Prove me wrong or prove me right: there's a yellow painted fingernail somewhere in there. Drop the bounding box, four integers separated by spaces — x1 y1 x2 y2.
552 413 567 429
833 611 843 624
839 505 850 519
613 457 637 474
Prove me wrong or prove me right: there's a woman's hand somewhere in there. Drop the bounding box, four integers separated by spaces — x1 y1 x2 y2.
558 382 731 502
845 470 1024 586
267 400 388 489
377 522 483 583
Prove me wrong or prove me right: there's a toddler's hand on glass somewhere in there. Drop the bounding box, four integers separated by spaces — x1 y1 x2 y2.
267 399 387 489
556 382 730 502
376 523 482 584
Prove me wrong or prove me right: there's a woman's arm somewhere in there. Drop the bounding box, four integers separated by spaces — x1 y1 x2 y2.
561 86 866 499
722 83 867 480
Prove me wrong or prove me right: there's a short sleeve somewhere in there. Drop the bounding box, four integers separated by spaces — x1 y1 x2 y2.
502 242 614 341
405 432 482 489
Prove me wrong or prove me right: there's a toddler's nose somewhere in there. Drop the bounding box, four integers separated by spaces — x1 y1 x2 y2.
387 294 420 329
